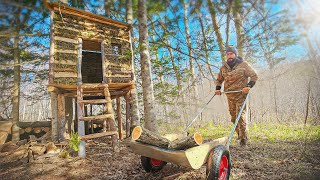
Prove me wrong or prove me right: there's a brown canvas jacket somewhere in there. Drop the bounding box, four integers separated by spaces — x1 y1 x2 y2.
216 58 258 92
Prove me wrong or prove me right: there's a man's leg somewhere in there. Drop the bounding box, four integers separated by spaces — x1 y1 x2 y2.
236 96 247 145
227 97 240 139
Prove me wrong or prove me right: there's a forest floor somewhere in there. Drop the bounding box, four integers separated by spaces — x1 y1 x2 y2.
0 124 320 180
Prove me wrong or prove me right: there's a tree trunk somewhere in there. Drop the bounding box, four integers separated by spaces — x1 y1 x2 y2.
105 0 111 18
11 8 21 141
196 9 216 81
183 1 198 101
138 0 157 132
126 0 140 130
207 0 225 62
233 0 244 57
225 0 233 47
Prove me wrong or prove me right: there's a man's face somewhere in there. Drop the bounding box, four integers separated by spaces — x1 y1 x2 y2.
226 52 236 61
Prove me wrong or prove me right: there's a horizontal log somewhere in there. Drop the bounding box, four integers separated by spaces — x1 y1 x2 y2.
17 121 51 128
54 72 77 78
54 68 76 72
79 99 109 104
80 114 114 121
168 132 203 150
55 49 77 54
54 36 78 43
131 126 169 148
53 60 77 66
81 131 117 140
106 74 132 78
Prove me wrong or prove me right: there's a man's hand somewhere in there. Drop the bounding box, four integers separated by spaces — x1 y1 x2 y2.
242 87 250 94
215 90 222 95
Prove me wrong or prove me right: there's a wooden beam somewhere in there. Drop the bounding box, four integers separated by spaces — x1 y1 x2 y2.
57 94 66 142
125 93 131 138
56 49 77 54
53 60 77 66
54 36 78 44
50 92 58 141
81 131 117 140
49 2 129 30
54 72 77 78
49 11 55 84
116 96 122 140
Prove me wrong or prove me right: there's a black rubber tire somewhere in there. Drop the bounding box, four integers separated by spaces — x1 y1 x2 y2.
140 156 167 172
206 145 231 180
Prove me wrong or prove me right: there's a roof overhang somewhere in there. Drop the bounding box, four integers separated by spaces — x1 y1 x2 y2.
44 1 131 30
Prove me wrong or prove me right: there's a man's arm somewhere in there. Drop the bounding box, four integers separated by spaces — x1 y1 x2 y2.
244 62 258 88
215 67 224 95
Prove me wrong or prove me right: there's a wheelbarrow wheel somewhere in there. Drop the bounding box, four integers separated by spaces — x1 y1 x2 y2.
206 145 231 180
140 156 167 172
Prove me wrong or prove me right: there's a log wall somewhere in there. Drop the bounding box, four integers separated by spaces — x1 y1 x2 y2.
52 12 132 85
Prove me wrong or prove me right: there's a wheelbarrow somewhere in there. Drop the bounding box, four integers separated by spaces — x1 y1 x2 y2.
129 92 249 180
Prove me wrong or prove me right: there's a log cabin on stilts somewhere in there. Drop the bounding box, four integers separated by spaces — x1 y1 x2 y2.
44 1 134 156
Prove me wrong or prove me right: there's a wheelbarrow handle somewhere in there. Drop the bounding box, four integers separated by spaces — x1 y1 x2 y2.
222 90 242 94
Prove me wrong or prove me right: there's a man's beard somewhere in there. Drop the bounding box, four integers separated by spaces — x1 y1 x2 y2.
227 58 236 68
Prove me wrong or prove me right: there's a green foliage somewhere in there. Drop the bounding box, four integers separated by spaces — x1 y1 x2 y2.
188 122 320 143
69 132 81 152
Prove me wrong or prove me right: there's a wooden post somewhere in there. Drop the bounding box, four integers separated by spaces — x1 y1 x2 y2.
65 97 73 135
104 86 117 149
50 92 58 141
84 105 89 135
90 105 94 134
116 96 123 139
77 38 86 158
57 94 66 142
125 92 131 138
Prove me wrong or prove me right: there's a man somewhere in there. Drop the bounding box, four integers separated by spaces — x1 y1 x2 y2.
215 46 258 146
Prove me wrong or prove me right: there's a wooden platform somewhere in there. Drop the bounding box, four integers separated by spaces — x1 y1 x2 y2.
48 83 134 96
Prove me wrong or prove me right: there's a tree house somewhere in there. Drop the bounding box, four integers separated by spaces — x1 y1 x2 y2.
45 2 134 152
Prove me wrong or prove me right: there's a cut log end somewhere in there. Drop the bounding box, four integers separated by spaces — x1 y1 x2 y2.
131 126 142 141
194 132 203 145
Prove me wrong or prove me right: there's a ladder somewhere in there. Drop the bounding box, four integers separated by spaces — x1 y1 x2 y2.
77 83 117 150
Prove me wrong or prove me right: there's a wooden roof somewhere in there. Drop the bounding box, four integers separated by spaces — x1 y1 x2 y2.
45 1 131 30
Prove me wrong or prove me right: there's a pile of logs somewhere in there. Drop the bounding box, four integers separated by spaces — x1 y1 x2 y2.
0 131 62 163
131 126 203 150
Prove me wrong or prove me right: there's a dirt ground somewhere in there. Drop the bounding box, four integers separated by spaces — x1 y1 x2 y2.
0 137 319 180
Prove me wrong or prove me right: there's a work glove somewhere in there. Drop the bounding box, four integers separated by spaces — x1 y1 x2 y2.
242 87 250 94
215 90 221 95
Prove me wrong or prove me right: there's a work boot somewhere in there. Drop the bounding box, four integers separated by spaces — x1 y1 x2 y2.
240 139 247 146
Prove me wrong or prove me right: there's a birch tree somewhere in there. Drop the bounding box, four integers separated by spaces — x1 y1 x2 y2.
138 0 157 132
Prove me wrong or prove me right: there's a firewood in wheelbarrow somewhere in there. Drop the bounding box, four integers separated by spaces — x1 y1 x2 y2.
168 132 203 150
131 126 170 148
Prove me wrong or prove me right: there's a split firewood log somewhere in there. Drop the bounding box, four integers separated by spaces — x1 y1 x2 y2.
46 142 60 154
29 145 46 155
131 126 170 148
168 132 203 150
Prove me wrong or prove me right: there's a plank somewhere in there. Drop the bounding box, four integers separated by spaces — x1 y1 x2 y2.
81 131 117 140
79 99 108 104
53 60 77 66
54 36 78 44
56 49 77 54
80 114 114 121
54 72 77 78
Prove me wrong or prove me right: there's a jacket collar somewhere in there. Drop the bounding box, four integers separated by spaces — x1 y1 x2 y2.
224 57 243 70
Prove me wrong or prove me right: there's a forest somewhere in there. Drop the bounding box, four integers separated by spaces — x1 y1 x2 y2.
0 0 319 179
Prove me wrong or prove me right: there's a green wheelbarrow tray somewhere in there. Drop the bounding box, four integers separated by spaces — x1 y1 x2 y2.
128 136 228 169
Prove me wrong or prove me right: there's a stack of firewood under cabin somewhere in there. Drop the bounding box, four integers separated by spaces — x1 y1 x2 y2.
131 126 203 150
0 130 64 163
